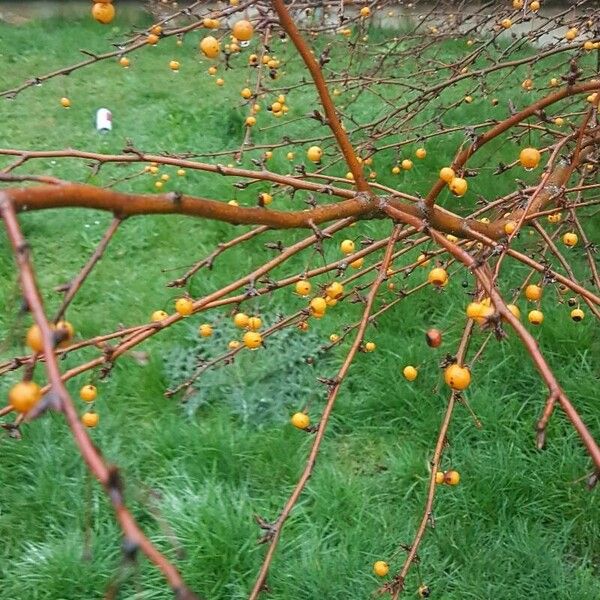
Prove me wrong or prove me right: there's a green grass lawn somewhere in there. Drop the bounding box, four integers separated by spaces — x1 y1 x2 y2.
0 12 599 600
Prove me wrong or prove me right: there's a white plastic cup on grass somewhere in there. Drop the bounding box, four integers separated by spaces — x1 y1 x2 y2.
96 108 112 133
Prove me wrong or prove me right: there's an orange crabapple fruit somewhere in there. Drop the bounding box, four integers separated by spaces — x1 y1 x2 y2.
9 381 42 414
243 331 262 349
26 324 44 353
444 364 471 390
570 308 584 322
307 146 323 162
310 297 327 315
522 78 534 91
403 365 418 381
519 147 541 169
466 302 493 322
340 239 355 254
82 412 99 428
444 470 460 485
247 317 262 331
295 280 312 296
565 28 578 41
417 254 430 267
528 309 544 325
92 2 115 24
291 412 310 429
524 284 542 301
504 221 517 235
506 304 521 320
326 282 344 299
548 212 561 223
427 267 448 287
200 36 220 58
259 192 272 205
449 177 468 197
233 312 249 328
232 19 254 42
175 297 194 316
55 321 74 347
439 167 455 183
79 385 97 403
373 561 389 577
198 323 213 338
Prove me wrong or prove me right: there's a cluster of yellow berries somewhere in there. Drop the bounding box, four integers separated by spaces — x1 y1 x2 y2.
10 321 101 423
26 321 75 354
295 280 346 324
391 151 424 174
244 94 288 127
339 239 364 269
144 162 186 190
199 19 254 62
439 167 468 197
435 469 461 485
79 384 99 428
524 283 584 324
233 312 263 349
524 284 544 325
170 300 265 349
268 94 289 118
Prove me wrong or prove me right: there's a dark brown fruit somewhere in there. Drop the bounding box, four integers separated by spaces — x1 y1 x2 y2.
425 328 442 348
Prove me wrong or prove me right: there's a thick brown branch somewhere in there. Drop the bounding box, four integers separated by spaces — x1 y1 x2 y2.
271 0 369 190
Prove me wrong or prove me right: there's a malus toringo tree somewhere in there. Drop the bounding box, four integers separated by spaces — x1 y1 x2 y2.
0 0 599 598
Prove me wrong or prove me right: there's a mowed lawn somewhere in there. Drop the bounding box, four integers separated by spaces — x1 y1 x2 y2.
0 12 599 600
